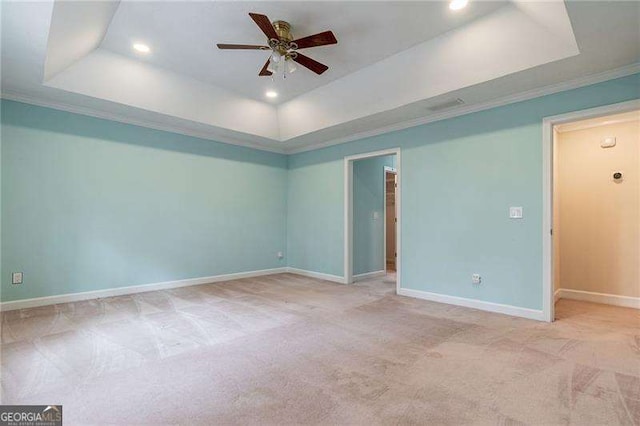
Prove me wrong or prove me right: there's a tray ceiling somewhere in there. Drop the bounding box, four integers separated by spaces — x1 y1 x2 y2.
100 1 507 103
2 1 639 153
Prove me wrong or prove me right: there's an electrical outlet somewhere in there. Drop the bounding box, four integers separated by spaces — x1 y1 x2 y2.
12 272 23 285
472 274 481 285
277 251 284 259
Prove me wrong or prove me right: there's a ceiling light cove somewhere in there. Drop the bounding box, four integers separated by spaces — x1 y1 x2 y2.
133 43 150 53
265 90 278 99
449 0 469 11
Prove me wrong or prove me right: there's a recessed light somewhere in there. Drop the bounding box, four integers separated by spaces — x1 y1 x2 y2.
449 0 469 11
133 43 150 53
265 91 278 99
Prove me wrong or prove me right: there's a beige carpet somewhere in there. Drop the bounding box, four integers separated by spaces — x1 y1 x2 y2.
1 273 639 425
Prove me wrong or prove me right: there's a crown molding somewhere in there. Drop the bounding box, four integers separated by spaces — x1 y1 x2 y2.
0 90 286 155
284 62 640 154
3 63 638 156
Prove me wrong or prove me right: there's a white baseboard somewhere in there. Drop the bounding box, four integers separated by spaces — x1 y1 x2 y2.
285 267 347 284
556 288 640 309
554 289 562 303
0 267 288 312
397 288 545 321
353 270 386 282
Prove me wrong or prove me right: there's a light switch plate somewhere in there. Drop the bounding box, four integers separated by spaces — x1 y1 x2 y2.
472 274 481 285
12 272 23 285
509 207 523 219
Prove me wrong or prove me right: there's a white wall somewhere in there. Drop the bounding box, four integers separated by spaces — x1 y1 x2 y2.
555 119 639 298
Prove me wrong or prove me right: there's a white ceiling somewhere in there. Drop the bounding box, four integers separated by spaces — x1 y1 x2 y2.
1 1 639 154
100 1 506 103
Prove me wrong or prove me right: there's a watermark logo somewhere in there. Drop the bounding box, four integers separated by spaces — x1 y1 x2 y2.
0 405 62 426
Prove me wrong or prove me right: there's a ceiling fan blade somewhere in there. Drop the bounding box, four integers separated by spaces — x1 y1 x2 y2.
249 13 279 40
292 53 329 75
259 59 273 76
292 31 338 49
217 44 270 50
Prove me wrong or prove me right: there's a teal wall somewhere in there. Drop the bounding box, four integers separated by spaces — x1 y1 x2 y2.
287 73 640 310
0 101 2 295
286 159 343 276
1 100 287 302
2 74 639 307
353 155 395 275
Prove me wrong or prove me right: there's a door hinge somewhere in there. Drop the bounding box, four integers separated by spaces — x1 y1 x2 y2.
550 228 553 235
394 218 397 223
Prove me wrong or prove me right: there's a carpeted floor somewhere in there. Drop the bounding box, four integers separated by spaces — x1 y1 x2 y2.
1 273 639 425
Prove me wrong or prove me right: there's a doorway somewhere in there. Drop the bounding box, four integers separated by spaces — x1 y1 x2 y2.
543 100 640 321
344 148 401 292
385 167 397 274
554 110 639 308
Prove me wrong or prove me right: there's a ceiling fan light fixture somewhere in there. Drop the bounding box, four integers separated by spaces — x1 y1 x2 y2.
286 58 297 74
449 0 469 11
217 13 337 77
267 60 278 74
267 51 283 73
270 51 282 64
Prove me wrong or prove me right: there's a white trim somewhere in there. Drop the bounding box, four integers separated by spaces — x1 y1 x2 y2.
543 99 640 128
344 148 400 163
344 157 353 284
353 270 386 282
344 148 401 295
542 99 640 323
285 267 347 284
287 63 640 154
398 288 545 321
3 64 638 156
556 289 640 310
0 267 288 312
555 114 639 133
0 91 286 155
554 289 562 303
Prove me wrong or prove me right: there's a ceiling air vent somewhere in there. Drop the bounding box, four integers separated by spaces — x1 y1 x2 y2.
426 98 465 112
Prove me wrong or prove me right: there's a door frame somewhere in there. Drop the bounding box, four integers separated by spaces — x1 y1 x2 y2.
344 148 401 293
383 166 397 274
541 99 640 322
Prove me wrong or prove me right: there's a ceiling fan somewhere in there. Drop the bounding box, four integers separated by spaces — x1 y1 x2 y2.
216 13 338 77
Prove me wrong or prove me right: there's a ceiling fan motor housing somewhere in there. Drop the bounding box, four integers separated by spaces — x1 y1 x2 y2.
270 20 297 57
272 21 293 42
